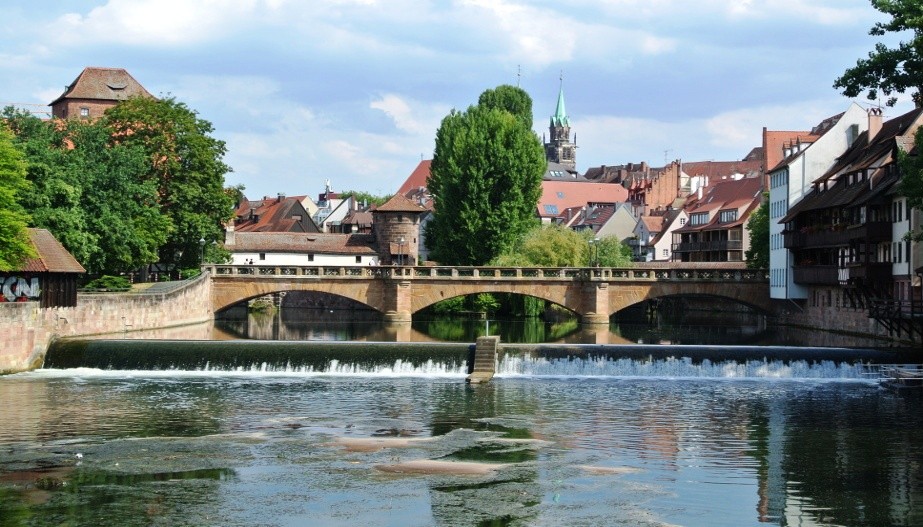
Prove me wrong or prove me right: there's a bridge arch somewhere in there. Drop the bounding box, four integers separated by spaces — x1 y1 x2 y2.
409 284 582 317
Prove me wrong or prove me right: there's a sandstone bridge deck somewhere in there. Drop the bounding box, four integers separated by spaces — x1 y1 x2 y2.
208 263 770 324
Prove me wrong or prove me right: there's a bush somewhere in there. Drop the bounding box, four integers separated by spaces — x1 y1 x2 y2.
83 275 131 291
180 268 201 280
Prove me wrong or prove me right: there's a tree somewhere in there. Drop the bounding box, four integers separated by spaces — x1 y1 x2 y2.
834 0 923 106
477 84 534 130
492 224 633 268
3 108 170 275
339 190 392 207
102 96 235 269
745 196 769 268
0 126 35 271
427 93 545 265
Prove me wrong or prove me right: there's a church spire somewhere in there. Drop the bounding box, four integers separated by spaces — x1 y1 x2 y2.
552 73 569 127
544 73 576 169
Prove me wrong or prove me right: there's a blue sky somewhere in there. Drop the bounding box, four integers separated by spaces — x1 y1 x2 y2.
0 0 915 199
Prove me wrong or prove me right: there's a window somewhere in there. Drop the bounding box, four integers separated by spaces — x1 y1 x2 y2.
308 254 314 262
543 204 559 215
662 249 668 257
719 209 737 223
80 107 89 117
556 192 565 198
690 213 708 225
355 256 362 264
679 218 686 225
259 253 266 261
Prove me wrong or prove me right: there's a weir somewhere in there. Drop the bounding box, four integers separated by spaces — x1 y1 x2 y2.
42 339 912 381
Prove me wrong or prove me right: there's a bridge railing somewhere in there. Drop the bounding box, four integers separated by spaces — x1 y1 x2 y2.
207 264 768 282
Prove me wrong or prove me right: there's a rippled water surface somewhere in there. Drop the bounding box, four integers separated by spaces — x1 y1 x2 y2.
1 368 922 527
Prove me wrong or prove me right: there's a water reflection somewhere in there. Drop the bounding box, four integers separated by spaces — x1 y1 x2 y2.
1 372 921 526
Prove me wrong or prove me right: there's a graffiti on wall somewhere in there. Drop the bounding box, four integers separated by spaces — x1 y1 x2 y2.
1 276 41 302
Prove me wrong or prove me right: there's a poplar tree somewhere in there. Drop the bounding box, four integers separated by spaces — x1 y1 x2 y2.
426 88 545 265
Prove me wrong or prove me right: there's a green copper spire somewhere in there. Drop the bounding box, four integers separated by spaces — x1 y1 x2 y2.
551 75 569 127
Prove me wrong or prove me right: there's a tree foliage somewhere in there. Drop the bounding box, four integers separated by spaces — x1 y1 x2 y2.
3 96 234 275
492 224 633 268
745 196 769 268
0 126 35 271
339 190 392 207
477 84 534 130
103 96 235 269
834 0 923 106
427 90 545 265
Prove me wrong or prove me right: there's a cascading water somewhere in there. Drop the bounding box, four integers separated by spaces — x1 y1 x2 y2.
41 339 897 381
496 354 871 380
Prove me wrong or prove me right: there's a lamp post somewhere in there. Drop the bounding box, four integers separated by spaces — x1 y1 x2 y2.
199 238 206 265
588 237 599 267
398 236 405 266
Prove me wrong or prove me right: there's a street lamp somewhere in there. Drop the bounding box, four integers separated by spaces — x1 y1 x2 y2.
588 237 600 267
398 236 405 266
199 238 206 265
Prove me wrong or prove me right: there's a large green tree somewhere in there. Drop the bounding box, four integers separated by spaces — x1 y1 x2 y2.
0 126 35 271
834 0 923 106
477 84 534 130
745 196 769 268
103 97 235 269
427 92 545 265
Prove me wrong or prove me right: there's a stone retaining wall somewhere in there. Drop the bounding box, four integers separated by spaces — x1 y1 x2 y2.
0 273 213 374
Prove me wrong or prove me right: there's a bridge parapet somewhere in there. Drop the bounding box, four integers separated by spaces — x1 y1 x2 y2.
207 264 771 318
207 264 768 283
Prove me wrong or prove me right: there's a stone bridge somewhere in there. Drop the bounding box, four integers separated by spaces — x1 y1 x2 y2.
207 263 771 324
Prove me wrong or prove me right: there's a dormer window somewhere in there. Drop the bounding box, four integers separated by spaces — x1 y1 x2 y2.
690 212 709 225
719 209 737 223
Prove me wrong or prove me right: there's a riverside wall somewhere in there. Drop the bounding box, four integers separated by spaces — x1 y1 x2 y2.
0 273 213 374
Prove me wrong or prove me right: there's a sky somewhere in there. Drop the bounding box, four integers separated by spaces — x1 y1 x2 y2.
0 0 916 200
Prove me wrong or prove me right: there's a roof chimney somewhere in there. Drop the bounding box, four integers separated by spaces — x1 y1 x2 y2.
868 108 883 141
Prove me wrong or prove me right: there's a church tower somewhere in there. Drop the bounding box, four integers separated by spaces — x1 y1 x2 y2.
544 77 576 169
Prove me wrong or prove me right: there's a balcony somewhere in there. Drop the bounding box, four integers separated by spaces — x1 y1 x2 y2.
792 265 840 285
672 240 742 253
784 221 892 249
848 262 892 284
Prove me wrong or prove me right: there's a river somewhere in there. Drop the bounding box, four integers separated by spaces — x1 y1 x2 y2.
1 312 921 526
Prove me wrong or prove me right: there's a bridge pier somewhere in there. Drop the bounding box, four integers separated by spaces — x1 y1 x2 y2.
382 279 413 323
581 282 610 326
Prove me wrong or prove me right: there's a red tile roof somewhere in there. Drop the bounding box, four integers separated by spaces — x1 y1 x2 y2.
397 159 432 195
374 193 427 213
675 177 762 233
227 232 378 255
19 228 85 273
49 67 154 106
234 195 317 233
538 180 628 218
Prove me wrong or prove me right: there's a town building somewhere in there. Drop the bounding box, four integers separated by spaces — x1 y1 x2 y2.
232 194 319 233
780 106 923 340
671 176 763 262
767 103 869 300
49 67 153 120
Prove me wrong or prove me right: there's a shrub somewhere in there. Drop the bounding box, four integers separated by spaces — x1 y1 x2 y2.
83 275 131 291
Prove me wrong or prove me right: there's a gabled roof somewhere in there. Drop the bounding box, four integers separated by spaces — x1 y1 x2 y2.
675 177 762 233
49 67 153 106
234 195 317 233
19 228 85 273
780 107 923 223
682 160 762 180
543 161 584 181
640 215 663 233
766 112 845 173
538 180 628 218
226 232 377 255
374 193 427 213
396 159 432 195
